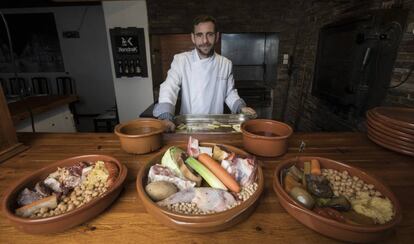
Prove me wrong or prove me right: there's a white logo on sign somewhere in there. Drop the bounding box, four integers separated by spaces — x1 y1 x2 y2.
121 37 134 47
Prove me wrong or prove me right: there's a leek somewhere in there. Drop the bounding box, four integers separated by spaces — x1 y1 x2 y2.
185 157 227 190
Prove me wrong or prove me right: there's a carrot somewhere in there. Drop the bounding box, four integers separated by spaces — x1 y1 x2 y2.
311 159 321 175
197 153 241 193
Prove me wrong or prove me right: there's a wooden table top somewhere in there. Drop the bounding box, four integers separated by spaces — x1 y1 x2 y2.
8 95 78 124
1 132 413 243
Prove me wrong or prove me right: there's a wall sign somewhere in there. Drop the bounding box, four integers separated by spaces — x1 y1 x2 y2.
109 27 148 78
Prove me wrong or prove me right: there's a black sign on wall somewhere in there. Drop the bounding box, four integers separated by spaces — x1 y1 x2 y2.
109 27 148 78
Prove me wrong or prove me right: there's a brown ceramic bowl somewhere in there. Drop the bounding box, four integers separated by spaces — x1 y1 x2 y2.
368 110 414 135
115 118 164 154
367 132 414 157
372 107 414 130
241 119 293 157
367 113 414 143
367 124 414 149
1 155 127 234
136 143 264 233
273 156 402 243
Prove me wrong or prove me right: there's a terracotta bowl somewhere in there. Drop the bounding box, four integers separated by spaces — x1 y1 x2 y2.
367 113 414 143
136 143 264 233
368 110 414 135
2 155 128 234
367 132 414 157
241 119 293 157
273 156 402 243
115 118 164 154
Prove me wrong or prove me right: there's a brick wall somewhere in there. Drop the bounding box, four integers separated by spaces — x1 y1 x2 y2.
147 0 414 131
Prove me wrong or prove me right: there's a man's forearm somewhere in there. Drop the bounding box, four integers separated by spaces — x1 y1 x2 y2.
153 102 175 120
232 98 247 114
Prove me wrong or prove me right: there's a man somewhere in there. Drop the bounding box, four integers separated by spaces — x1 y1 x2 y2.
153 15 256 132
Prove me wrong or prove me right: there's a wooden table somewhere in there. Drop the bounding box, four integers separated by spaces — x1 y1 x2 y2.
8 95 78 124
0 132 413 243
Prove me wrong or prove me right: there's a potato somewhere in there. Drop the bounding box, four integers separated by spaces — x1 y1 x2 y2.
145 181 178 201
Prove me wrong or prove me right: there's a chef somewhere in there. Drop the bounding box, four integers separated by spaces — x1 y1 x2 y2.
153 15 256 132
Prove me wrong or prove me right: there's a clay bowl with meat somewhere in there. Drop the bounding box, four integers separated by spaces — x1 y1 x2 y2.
2 155 127 234
273 156 402 243
136 143 264 233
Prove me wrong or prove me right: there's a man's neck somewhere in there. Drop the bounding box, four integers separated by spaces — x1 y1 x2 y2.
195 49 214 59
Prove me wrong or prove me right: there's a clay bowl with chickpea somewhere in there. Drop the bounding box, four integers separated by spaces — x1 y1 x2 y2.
136 142 264 233
273 156 402 243
2 155 127 234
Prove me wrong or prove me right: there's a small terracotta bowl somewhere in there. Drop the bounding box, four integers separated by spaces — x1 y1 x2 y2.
115 118 164 154
273 156 402 243
241 119 293 157
136 143 264 233
1 155 127 234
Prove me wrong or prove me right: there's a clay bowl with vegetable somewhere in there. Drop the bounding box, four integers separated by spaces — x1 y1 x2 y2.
136 137 264 233
241 119 293 157
115 118 164 154
273 156 401 243
2 155 127 234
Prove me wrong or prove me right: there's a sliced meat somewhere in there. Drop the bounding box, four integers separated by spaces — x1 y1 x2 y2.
157 187 236 212
67 161 88 176
221 157 257 186
43 177 63 193
34 182 52 197
15 195 57 218
105 161 119 187
187 136 200 158
17 188 43 206
148 165 196 191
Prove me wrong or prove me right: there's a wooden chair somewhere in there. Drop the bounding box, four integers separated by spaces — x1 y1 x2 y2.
56 77 76 95
56 76 79 124
31 77 50 95
9 77 27 96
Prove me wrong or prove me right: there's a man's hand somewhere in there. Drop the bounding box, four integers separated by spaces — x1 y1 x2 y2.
160 119 176 133
241 107 257 118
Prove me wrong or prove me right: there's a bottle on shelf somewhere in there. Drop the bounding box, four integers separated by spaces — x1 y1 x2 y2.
129 60 135 74
136 59 141 75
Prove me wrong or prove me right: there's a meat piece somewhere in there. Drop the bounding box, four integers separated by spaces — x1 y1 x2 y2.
67 161 88 176
62 174 82 188
17 188 43 206
34 182 52 197
15 195 57 218
221 157 257 186
148 165 196 191
105 161 119 187
157 187 236 212
187 136 200 158
81 165 93 181
43 177 63 193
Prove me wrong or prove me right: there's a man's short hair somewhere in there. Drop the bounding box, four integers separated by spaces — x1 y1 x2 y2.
192 15 217 33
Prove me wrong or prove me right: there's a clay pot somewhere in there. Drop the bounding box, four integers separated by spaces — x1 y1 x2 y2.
273 156 402 243
2 155 127 234
241 119 293 157
115 118 164 154
136 143 264 233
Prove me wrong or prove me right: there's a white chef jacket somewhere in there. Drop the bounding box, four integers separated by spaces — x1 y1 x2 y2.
153 49 245 117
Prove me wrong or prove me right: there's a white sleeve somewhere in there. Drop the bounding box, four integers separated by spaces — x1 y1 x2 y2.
158 55 183 106
224 63 245 113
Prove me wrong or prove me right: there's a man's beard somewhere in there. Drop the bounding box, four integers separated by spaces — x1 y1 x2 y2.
195 43 215 57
